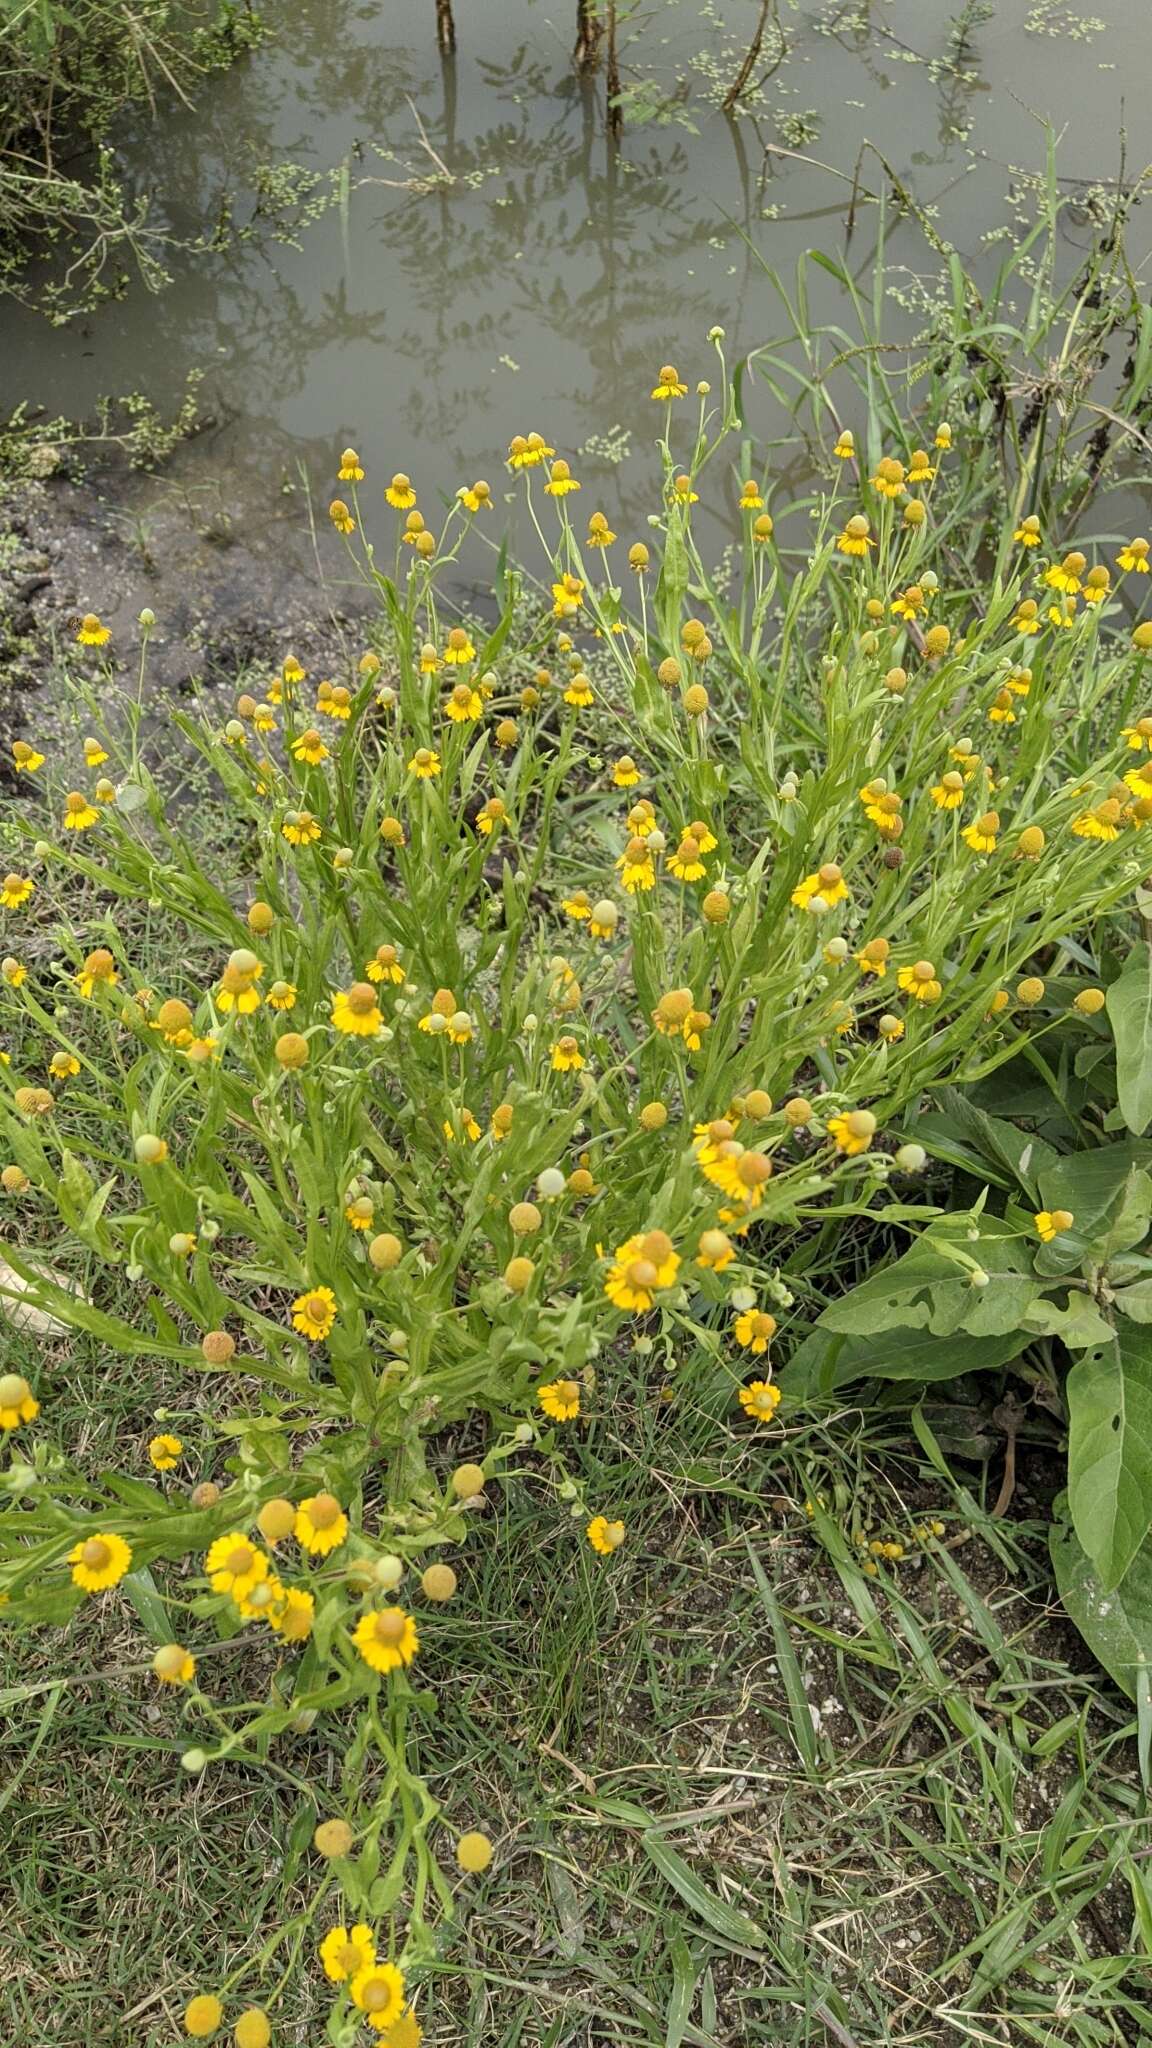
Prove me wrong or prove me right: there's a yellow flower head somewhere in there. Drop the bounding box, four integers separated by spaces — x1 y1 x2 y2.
291 727 329 765
148 1433 183 1471
76 613 111 646
1118 537 1149 574
204 1533 269 1598
587 1515 626 1554
791 863 848 911
962 810 1000 854
338 447 364 481
550 1035 585 1072
0 1373 39 1431
833 428 855 460
907 449 935 482
827 1109 877 1156
1014 515 1041 546
386 472 417 509
897 959 942 1002
291 1284 338 1340
604 1229 679 1312
443 627 476 665
321 1923 376 1984
69 1531 132 1592
871 456 906 499
734 1308 777 1354
538 1379 581 1421
1035 1208 1074 1243
12 741 45 773
62 791 99 831
295 1491 348 1555
329 499 356 534
837 515 871 557
1046 550 1086 595
354 1606 419 1674
652 364 688 399
739 1379 781 1424
545 459 580 496
586 510 616 546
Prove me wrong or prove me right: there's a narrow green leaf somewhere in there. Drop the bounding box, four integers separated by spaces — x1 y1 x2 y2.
641 1834 767 1950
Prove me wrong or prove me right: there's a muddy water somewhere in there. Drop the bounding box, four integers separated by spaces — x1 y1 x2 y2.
3 0 1151 608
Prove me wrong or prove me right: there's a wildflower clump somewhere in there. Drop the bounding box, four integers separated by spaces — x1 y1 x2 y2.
0 353 1146 2034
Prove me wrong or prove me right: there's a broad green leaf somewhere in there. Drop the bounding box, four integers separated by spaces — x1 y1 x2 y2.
784 1320 1031 1395
921 1088 1059 1200
1112 1278 1152 1322
641 1833 767 1950
1107 945 1152 1135
1021 1291 1115 1348
1067 1327 1152 1589
1050 1507 1152 1700
121 1567 172 1644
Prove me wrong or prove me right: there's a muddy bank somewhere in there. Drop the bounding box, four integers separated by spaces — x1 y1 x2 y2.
0 462 378 771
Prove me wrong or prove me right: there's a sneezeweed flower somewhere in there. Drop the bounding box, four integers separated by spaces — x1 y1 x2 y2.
270 1586 315 1640
62 790 99 831
833 428 855 459
987 689 1016 725
871 456 906 498
233 2011 271 2048
668 833 706 881
1118 537 1150 573
552 573 585 617
897 959 942 1002
1133 622 1152 654
386 472 417 508
1071 798 1122 841
366 943 405 984
445 681 482 722
217 951 263 1013
295 1492 348 1555
617 835 655 893
891 585 926 621
1005 665 1032 697
76 947 118 999
291 727 329 764
739 1380 782 1424
1121 716 1152 752
837 514 872 557
855 937 890 976
586 510 616 546
12 740 45 772
321 1924 377 1984
338 446 364 480
753 513 774 542
76 612 111 646
922 624 950 660
550 1035 585 1072
443 627 476 664
329 499 356 533
281 809 322 845
0 873 33 908
83 736 108 768
935 422 953 449
205 1534 268 1598
734 1308 777 1353
184 1994 225 2038
0 1372 39 1429
962 810 1000 853
545 458 580 496
1082 565 1110 605
604 1229 679 1312
354 1606 419 1673
671 473 699 504
929 771 965 810
444 1106 482 1143
1074 988 1107 1015
291 1285 338 1340
587 1515 626 1554
827 1109 877 1155
1015 825 1045 859
1035 1208 1074 1243
739 479 765 509
153 1643 196 1685
401 510 425 545
69 1531 132 1592
696 1228 734 1272
457 1830 493 1873
652 364 688 398
1014 515 1041 546
1012 599 1040 633
266 979 297 1011
1046 550 1086 594
791 863 848 911
589 898 618 939
613 755 640 787
408 747 441 779
538 1379 581 1420
148 1433 183 1471
907 449 935 482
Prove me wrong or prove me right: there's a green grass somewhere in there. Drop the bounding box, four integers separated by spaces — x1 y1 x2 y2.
5 1338 1148 2047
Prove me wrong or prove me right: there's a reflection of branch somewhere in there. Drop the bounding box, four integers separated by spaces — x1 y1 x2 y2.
723 0 783 114
405 95 452 179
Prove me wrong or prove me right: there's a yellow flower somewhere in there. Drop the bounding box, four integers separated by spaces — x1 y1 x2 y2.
443 628 476 665
269 1585 315 1640
0 1373 39 1430
386 472 417 508
897 959 942 1002
366 943 405 984
739 479 764 509
564 672 593 707
76 613 111 646
291 727 329 764
445 682 482 723
148 1433 183 1471
538 1379 581 1421
507 430 554 469
667 835 706 881
827 1109 877 1156
739 1380 781 1424
833 429 855 459
734 1308 777 1354
871 456 906 499
589 900 617 939
695 1228 734 1272
329 498 355 535
611 755 641 789
267 980 298 1011
1012 599 1040 633
791 864 848 910
587 1515 626 1554
204 1533 269 1598
443 1106 482 1143
906 450 935 482
12 741 45 772
1082 566 1110 606
338 447 364 481
69 1531 132 1592
671 474 699 504
890 585 926 621
291 1285 338 1340
281 810 322 845
987 690 1016 724
1123 717 1152 753
1013 515 1041 546
616 837 655 893
354 1607 419 1674
855 937 890 976
62 791 99 831
83 736 108 767
321 1924 376 1984
0 874 33 908
550 1035 585 1072
1118 537 1149 573
408 747 441 778
837 515 872 557
458 479 492 512
929 772 965 810
545 459 580 496
1046 550 1085 594
604 1229 679 1312
935 422 953 450
586 511 616 546
76 947 118 999
1035 1208 1074 1243
962 810 1000 853
1071 799 1122 841
651 364 688 399
552 573 585 617
295 1492 348 1555
152 1643 196 1685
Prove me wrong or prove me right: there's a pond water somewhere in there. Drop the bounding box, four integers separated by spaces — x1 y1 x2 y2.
4 0 1151 588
